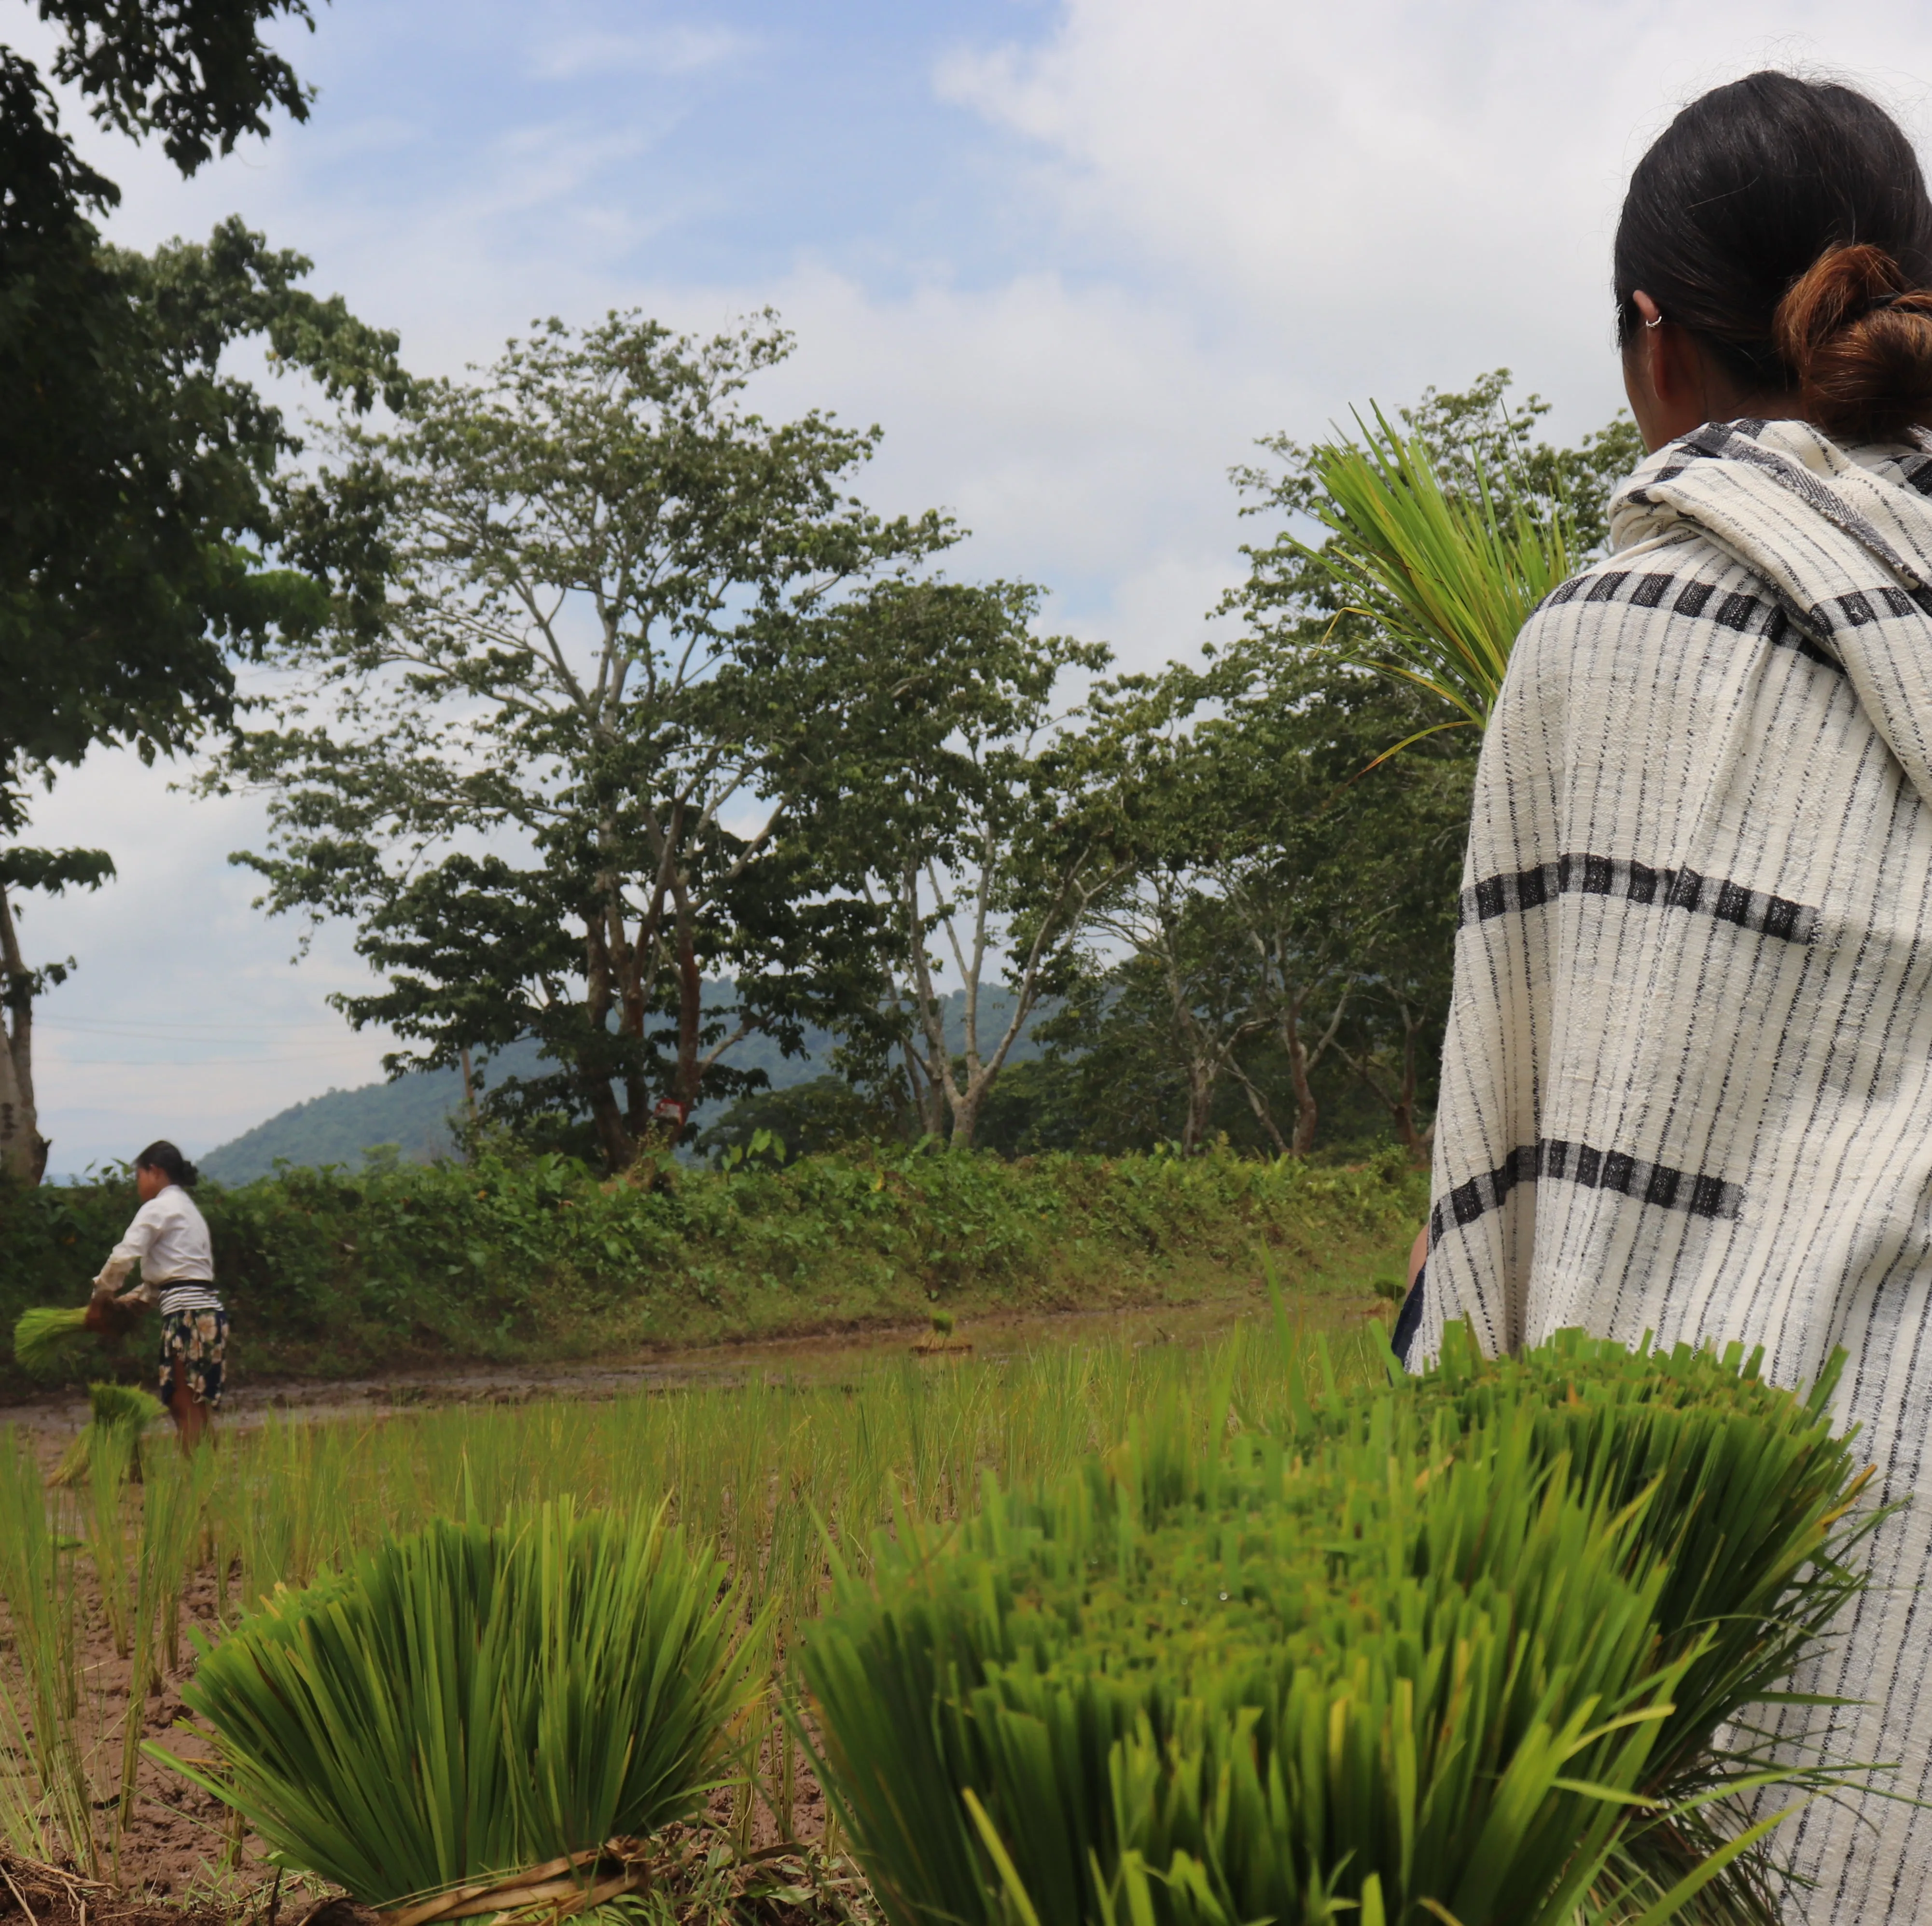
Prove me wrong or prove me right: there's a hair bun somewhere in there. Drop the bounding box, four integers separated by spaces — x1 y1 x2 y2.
1774 241 1932 441
134 1139 198 1189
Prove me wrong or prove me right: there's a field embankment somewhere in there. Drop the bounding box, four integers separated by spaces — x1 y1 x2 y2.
1 1146 1426 1394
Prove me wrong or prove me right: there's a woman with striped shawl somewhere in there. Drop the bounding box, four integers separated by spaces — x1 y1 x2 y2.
1416 71 1932 1922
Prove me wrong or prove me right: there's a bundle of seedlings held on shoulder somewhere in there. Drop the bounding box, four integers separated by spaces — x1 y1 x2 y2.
800 1321 1878 1926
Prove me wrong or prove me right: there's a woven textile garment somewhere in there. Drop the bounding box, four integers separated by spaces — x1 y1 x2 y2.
1419 415 1932 1922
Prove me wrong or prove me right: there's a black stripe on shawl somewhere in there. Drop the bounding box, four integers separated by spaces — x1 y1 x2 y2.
1540 568 1836 670
1892 448 1932 498
1810 582 1932 632
1459 853 1818 944
1430 1137 1744 1244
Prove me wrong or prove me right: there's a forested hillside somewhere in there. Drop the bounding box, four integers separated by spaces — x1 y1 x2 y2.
202 988 1045 1181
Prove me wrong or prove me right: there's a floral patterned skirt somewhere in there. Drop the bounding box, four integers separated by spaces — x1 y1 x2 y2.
159 1305 227 1408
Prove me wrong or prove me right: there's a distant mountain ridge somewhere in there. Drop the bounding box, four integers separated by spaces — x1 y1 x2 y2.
199 988 1040 1183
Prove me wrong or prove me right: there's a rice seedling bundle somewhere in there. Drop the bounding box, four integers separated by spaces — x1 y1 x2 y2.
800 1326 1873 1926
11 1305 91 1375
1292 407 1571 737
54 1381 167 1486
161 1498 762 1908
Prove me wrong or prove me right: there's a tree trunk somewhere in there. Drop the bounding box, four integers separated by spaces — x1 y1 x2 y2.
579 899 635 1172
1281 989 1318 1156
1387 1002 1432 1163
1180 1055 1215 1153
673 911 703 1111
583 1074 634 1172
951 1089 981 1151
1337 1002 1432 1164
0 889 43 1184
1229 1064 1289 1155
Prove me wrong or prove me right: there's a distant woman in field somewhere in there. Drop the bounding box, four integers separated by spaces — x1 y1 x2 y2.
91 1140 224 1450
1412 70 1932 1919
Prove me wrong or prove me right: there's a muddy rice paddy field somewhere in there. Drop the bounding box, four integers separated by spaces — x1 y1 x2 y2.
0 1280 1394 1926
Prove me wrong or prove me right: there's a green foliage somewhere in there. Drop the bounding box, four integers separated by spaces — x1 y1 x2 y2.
1017 374 1640 1166
1 1 399 1182
222 310 962 1174
164 1500 760 1905
1048 650 1473 1159
14 1 316 196
0 1148 1423 1386
3 3 385 806
801 1329 1871 1926
810 577 1118 1147
697 1075 895 1165
1290 406 1574 732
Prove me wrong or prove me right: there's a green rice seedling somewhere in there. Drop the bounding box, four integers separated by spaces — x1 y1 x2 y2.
12 1304 93 1374
119 1449 209 1825
0 1653 42 1857
53 1381 166 1486
0 1429 92 1870
159 1497 765 1907
802 1400 1704 1926
83 1411 136 1660
1389 1325 1876 1914
800 1326 1873 1926
1292 407 1571 739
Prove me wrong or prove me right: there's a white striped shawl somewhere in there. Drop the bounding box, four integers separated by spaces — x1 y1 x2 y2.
1419 416 1932 1922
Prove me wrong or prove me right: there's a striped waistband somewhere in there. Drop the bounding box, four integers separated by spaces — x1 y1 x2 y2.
158 1283 223 1315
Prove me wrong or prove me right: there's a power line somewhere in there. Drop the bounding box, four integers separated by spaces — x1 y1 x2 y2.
39 1016 374 1037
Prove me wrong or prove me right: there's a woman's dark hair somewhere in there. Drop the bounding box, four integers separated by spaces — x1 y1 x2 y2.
135 1140 197 1189
1615 71 1932 440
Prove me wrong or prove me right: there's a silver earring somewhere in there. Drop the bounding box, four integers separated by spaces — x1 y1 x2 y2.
1644 313 1664 329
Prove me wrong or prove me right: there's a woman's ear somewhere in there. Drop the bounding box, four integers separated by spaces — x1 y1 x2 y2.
1624 288 1714 448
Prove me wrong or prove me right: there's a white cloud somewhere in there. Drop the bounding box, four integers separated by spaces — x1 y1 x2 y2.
935 2 1932 431
18 752 401 1175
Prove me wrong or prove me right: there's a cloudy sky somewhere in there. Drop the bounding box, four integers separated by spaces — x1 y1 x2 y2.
11 0 1932 1173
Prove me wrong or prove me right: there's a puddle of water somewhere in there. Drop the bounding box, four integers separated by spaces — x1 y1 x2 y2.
1 1285 1393 1436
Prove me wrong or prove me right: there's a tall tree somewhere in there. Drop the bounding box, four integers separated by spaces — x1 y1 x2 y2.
1197 650 1472 1158
1049 670 1268 1153
0 0 399 1179
815 579 1115 1148
222 312 959 1172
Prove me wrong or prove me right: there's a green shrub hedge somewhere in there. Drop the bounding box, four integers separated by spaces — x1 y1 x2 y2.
1 1145 1423 1383
801 1327 1874 1926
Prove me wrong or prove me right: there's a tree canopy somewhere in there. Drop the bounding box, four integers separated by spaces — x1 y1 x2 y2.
0 0 398 1179
221 312 1019 1172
